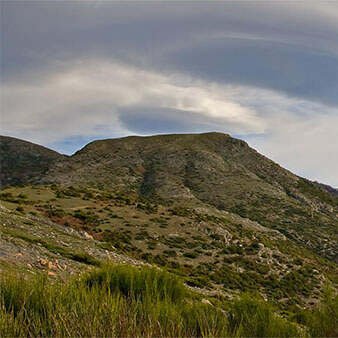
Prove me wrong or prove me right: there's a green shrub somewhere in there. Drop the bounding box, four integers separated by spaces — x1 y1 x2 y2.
163 250 177 257
186 275 211 288
183 251 199 259
15 206 24 213
73 210 100 225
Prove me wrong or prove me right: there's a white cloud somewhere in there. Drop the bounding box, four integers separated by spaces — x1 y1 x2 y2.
246 109 338 187
1 58 337 186
1 58 266 144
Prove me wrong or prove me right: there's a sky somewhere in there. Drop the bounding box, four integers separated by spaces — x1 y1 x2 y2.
1 1 338 187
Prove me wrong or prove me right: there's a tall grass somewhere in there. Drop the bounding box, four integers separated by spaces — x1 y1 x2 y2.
227 294 300 337
83 263 186 302
0 264 228 337
0 263 316 337
307 289 338 337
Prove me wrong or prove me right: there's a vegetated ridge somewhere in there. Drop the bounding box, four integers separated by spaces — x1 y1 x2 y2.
1 133 337 261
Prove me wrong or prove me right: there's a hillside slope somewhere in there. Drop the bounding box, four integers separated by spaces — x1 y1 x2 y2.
1 133 337 262
1 185 337 309
38 132 338 261
0 136 66 188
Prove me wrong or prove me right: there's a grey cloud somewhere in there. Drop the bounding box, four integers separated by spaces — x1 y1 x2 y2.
160 38 338 106
119 107 203 135
119 107 242 135
2 1 338 105
0 59 266 145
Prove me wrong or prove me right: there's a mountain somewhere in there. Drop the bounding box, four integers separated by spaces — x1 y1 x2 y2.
5 132 335 261
0 136 65 188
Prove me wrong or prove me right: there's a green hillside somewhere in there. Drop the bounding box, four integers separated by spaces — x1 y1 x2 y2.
22 132 338 262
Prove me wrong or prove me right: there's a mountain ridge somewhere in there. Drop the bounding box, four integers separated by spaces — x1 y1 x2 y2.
1 133 337 262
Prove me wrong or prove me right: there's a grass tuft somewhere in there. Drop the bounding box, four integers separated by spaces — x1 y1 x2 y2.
2 263 334 337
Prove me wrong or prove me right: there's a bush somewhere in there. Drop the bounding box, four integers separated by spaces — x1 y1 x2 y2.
186 276 211 288
15 206 24 213
73 210 100 225
183 251 198 259
163 250 177 257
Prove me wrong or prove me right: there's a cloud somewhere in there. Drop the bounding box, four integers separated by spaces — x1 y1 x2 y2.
160 38 338 107
2 1 338 108
246 110 338 187
1 58 266 145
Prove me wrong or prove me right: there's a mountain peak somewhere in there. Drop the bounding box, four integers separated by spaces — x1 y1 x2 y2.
1 133 337 262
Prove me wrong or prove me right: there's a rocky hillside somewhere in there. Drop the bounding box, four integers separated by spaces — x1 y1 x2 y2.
0 185 336 309
6 132 335 262
0 202 141 279
0 136 65 188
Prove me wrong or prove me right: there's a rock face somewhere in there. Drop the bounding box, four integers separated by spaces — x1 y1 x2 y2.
1 132 337 261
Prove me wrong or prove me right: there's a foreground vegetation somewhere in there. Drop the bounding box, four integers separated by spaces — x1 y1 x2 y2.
1 264 337 337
